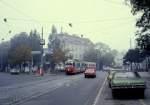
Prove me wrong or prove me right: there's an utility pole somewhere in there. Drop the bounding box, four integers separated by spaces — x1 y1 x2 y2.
130 37 132 49
40 27 45 69
42 27 43 40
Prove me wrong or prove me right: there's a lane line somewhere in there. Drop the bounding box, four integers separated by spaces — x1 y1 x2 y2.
92 75 107 105
139 99 147 105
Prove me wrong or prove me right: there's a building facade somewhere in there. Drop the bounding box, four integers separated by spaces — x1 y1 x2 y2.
50 33 93 61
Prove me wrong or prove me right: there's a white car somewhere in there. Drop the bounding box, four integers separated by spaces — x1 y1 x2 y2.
24 67 30 74
55 63 65 72
10 68 20 74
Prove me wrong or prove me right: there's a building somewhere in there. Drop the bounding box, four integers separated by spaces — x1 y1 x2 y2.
50 33 93 60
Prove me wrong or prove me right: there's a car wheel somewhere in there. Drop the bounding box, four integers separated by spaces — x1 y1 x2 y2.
93 75 96 78
85 75 87 78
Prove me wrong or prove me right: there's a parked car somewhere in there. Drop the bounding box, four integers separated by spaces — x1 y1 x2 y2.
10 68 20 74
24 66 30 74
55 63 65 72
111 71 146 98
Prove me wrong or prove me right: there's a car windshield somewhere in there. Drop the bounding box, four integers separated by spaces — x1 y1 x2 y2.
114 72 137 79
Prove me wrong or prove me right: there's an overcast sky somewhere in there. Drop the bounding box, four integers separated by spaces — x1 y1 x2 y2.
0 0 137 51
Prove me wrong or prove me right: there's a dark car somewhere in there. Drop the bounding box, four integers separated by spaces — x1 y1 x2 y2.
111 71 146 98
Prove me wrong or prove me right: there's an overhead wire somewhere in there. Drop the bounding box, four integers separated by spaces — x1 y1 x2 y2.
0 0 41 25
86 19 135 35
0 0 135 36
0 0 133 25
0 16 135 37
0 0 44 39
0 0 131 25
0 16 134 24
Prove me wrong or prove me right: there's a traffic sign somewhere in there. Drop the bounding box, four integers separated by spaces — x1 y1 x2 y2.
40 39 45 45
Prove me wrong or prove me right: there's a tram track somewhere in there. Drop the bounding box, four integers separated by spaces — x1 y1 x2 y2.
0 74 82 105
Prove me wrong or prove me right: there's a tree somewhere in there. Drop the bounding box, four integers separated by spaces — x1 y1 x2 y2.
29 29 42 65
48 26 58 49
126 0 150 30
95 42 117 69
8 32 32 66
84 42 117 70
0 41 10 71
9 44 31 65
51 25 57 34
126 0 150 53
48 26 69 66
10 32 29 49
95 42 111 54
52 48 69 63
103 52 116 67
123 48 145 70
83 48 99 62
29 29 42 51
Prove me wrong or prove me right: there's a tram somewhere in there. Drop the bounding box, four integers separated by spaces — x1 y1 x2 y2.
65 59 86 74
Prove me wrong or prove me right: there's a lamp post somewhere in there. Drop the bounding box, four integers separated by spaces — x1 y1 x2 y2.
40 27 45 69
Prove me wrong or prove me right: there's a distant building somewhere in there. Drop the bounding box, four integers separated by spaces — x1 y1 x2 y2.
50 33 93 60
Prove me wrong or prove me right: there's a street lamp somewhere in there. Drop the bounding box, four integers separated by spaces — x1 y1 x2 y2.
40 27 45 69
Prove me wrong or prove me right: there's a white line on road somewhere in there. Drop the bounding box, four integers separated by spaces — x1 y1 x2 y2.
92 76 107 105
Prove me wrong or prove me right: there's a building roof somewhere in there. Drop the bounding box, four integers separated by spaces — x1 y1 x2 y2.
52 33 93 46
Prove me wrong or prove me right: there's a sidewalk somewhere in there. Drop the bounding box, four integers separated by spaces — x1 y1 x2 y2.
138 72 150 79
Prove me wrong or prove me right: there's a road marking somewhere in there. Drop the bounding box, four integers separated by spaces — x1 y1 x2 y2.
92 76 107 105
139 99 147 105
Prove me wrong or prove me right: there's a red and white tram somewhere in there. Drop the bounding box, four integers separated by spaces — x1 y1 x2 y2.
65 60 86 74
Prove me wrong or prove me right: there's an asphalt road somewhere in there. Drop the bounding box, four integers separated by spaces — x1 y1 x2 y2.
0 71 150 105
0 72 64 87
0 71 106 105
21 71 106 105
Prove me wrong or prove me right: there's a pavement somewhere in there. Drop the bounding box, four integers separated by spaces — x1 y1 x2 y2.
0 72 65 87
139 72 150 79
0 71 107 105
0 71 150 105
20 71 107 105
